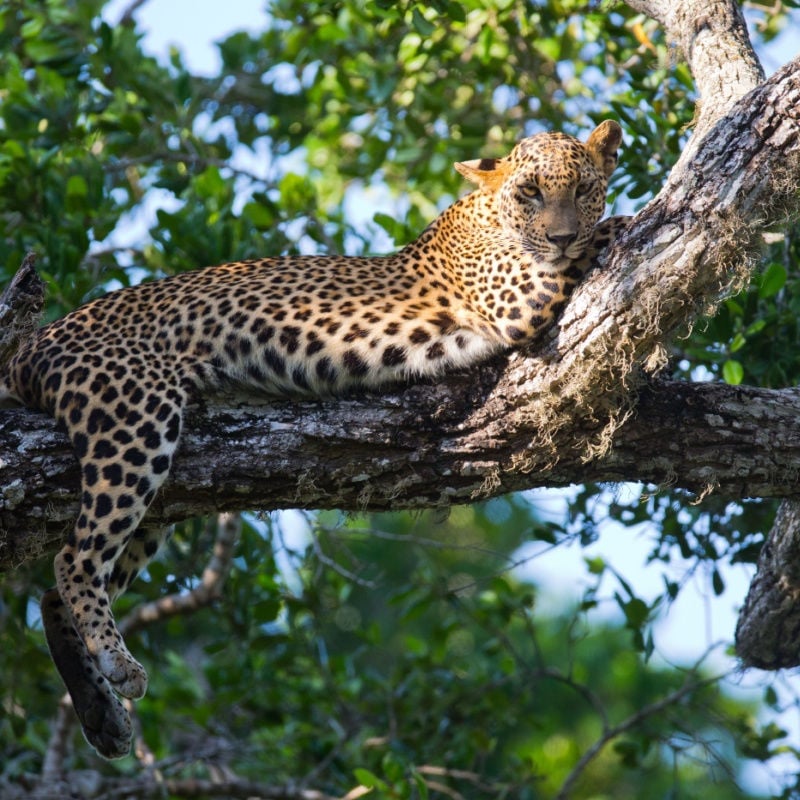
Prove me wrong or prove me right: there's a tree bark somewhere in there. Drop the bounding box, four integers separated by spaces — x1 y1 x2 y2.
3 373 800 570
736 500 800 669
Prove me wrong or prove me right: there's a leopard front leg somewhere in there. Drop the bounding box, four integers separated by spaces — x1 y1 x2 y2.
53 385 184 703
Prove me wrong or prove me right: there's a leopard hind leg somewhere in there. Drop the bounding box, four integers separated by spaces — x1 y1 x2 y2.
40 587 133 759
41 522 174 759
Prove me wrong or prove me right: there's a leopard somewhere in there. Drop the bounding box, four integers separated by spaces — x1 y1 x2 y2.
0 120 628 759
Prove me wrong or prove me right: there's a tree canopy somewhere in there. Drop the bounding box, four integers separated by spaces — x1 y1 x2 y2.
2 0 800 798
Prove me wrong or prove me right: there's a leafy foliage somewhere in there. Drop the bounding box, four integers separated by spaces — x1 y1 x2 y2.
1 0 800 797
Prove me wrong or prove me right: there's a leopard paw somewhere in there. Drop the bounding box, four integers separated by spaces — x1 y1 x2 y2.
79 686 133 760
96 646 148 700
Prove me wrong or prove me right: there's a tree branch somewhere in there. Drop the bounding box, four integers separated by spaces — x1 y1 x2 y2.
2 373 800 571
119 513 240 636
553 672 720 800
625 0 764 161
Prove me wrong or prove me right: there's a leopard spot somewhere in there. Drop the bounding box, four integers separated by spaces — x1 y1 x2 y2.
382 345 406 367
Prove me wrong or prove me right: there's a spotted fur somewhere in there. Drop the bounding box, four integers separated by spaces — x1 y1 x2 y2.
1 121 627 758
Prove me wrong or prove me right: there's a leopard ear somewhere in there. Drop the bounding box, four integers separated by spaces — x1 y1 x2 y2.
586 119 622 177
454 157 511 191
585 120 623 177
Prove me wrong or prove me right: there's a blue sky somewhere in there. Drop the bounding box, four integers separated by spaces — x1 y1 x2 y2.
104 0 267 74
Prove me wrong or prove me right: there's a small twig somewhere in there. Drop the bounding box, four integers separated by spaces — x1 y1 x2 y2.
310 530 376 589
341 788 372 800
422 780 463 800
128 698 158 768
40 694 75 781
94 776 337 800
416 765 509 793
107 151 273 187
117 0 150 26
553 674 719 800
120 513 241 636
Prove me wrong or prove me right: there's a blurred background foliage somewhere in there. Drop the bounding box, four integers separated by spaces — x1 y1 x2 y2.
2 0 800 797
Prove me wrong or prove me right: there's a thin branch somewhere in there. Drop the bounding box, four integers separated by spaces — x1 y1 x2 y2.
553 674 720 800
107 151 273 187
94 776 337 800
120 513 241 636
419 780 463 800
117 0 151 26
416 765 510 793
40 695 75 782
129 698 157 768
310 528 377 589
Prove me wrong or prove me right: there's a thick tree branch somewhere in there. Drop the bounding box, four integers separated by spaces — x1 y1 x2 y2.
2 374 800 572
736 500 800 669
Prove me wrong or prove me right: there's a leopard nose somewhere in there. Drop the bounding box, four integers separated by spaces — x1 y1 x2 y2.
546 232 578 249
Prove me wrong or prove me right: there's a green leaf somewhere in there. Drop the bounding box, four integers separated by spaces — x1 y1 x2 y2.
759 262 787 299
722 359 744 385
614 739 641 767
242 201 276 230
194 166 228 201
711 568 725 596
534 36 561 60
353 768 386 790
23 38 64 63
411 7 436 36
66 174 88 199
251 598 281 623
585 556 606 575
619 596 649 629
729 332 746 353
411 770 430 799
446 2 466 22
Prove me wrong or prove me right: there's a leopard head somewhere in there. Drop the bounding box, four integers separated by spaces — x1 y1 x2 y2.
455 120 622 264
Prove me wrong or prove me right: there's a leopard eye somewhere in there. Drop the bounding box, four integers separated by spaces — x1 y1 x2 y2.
575 181 592 199
517 181 542 202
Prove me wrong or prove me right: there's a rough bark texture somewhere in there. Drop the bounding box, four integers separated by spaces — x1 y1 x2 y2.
1 2 800 668
0 252 45 367
4 374 800 570
736 500 800 669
